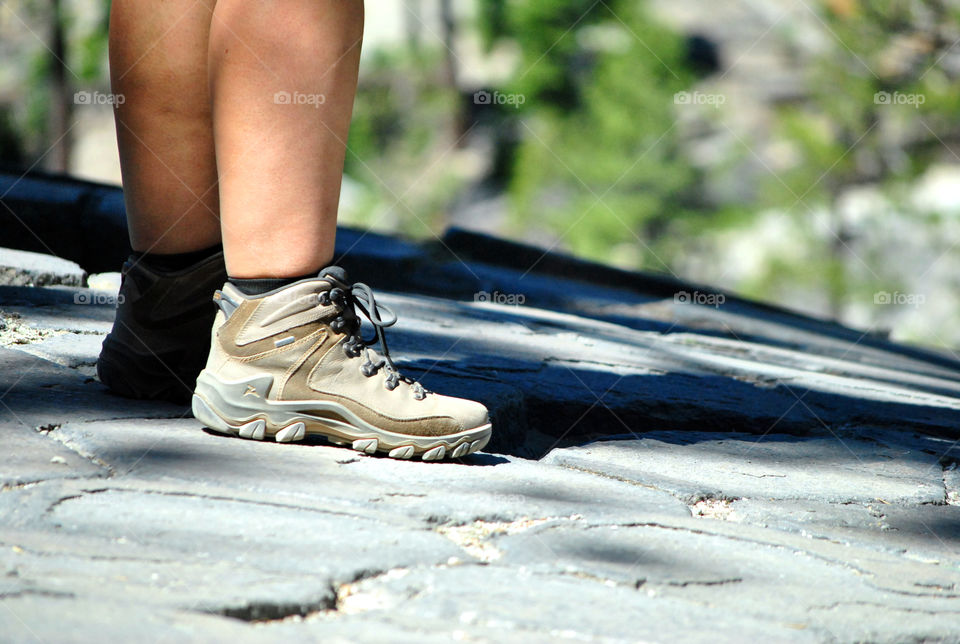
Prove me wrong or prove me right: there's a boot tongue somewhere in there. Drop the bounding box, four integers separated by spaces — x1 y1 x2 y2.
318 266 349 284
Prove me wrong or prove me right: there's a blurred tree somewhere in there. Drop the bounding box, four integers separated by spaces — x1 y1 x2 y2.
758 0 960 317
345 46 467 235
48 0 69 170
477 0 708 270
8 0 110 171
0 105 26 166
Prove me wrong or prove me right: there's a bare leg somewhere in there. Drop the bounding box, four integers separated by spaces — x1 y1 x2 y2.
109 0 221 254
209 0 364 278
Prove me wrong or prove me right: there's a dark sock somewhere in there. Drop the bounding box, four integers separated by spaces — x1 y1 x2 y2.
228 273 317 296
134 244 223 274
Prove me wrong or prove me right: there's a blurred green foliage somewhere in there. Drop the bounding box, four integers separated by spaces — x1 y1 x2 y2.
477 0 706 268
2 0 109 167
344 47 467 236
750 0 960 315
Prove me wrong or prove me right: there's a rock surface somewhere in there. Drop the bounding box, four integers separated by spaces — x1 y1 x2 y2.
3 217 960 641
0 248 86 287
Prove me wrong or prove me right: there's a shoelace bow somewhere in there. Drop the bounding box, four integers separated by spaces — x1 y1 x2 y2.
318 277 428 400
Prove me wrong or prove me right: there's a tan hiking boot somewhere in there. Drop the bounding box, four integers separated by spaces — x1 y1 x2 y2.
191 267 492 460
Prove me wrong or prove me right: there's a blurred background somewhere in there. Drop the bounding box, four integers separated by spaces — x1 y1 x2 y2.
2 0 960 348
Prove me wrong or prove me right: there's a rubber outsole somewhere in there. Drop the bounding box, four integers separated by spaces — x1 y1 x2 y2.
191 392 492 461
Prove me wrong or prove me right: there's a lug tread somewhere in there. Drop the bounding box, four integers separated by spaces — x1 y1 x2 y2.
238 419 266 440
352 438 379 454
275 421 306 443
388 445 415 459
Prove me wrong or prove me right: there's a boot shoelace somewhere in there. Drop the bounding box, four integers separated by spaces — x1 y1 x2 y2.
318 278 428 401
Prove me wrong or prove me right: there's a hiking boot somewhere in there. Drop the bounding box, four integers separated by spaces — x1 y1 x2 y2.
97 252 227 403
191 267 492 460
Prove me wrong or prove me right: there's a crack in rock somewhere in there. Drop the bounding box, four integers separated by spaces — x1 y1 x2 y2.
0 311 67 346
574 520 960 599
914 581 956 591
0 539 177 565
231 566 438 623
809 600 960 615
437 516 582 562
0 481 41 493
45 493 86 513
209 591 337 623
45 434 115 476
575 520 880 577
662 577 744 588
2 473 110 491
690 498 739 521
335 567 414 615
50 486 374 521
942 462 959 506
555 462 677 495
0 589 76 601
